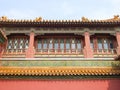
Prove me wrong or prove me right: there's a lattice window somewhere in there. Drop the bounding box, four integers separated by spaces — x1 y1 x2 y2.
38 40 42 49
71 39 76 49
13 38 18 49
98 39 102 49
37 38 83 54
49 39 53 49
90 39 94 49
43 39 48 49
109 40 114 49
66 39 70 49
7 37 29 51
76 39 82 49
103 39 108 49
97 38 116 50
7 39 12 49
54 39 59 49
25 39 29 49
60 39 64 49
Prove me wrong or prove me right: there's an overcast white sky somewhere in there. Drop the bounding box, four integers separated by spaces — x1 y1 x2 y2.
0 0 120 20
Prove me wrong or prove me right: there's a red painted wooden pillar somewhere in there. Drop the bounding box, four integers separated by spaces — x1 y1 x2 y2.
26 32 35 58
0 43 6 58
83 32 93 58
116 32 120 55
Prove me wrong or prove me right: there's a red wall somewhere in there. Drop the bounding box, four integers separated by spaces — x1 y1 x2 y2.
0 79 120 90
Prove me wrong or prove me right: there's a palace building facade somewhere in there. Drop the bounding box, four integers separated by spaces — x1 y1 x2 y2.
0 16 120 90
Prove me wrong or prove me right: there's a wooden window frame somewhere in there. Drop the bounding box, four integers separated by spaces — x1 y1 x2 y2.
35 36 84 54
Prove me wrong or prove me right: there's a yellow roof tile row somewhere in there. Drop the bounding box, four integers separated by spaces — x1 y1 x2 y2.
0 15 120 23
0 67 120 76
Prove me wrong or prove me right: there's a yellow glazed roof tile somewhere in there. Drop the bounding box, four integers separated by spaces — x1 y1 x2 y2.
0 15 120 23
0 67 120 76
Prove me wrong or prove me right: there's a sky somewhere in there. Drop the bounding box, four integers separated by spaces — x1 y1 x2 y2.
0 0 120 20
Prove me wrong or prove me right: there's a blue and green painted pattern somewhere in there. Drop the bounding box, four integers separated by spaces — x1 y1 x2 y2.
0 31 6 43
0 60 120 67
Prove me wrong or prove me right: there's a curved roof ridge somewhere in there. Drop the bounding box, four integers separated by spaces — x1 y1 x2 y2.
0 15 120 22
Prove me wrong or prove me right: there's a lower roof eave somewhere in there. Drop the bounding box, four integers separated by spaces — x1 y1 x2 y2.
0 67 120 76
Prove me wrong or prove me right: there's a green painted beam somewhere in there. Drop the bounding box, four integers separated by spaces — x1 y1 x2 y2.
0 60 120 67
0 38 5 43
0 31 6 43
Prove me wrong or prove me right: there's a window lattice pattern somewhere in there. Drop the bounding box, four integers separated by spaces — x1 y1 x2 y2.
92 37 117 54
97 38 114 50
7 37 29 52
36 38 83 54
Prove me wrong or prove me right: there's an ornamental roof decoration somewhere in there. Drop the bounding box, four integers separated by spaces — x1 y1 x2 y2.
34 17 42 22
81 17 89 22
0 15 120 23
0 16 8 21
103 15 120 21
